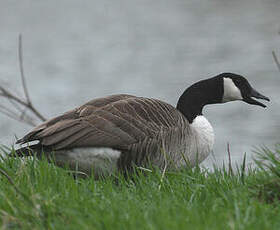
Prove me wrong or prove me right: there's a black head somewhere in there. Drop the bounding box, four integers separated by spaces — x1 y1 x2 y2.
176 72 270 123
221 73 270 108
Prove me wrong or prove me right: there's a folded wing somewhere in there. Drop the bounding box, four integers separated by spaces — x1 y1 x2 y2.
16 94 185 152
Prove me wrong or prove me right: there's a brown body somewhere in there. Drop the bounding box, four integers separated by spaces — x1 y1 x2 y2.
16 94 193 174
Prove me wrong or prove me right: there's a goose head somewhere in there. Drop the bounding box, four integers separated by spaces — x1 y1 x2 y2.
177 72 270 123
222 73 269 107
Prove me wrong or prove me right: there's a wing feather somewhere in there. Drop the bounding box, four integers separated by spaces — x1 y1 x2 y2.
17 94 187 155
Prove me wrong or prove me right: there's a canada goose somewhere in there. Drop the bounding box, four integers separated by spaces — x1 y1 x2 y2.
14 73 269 177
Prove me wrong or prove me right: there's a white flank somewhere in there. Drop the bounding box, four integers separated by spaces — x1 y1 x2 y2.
222 77 243 102
189 115 215 164
55 147 121 177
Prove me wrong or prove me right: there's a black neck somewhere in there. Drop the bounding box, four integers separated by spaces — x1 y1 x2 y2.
176 76 223 123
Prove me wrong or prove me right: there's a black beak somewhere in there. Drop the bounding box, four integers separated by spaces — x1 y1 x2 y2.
243 88 270 108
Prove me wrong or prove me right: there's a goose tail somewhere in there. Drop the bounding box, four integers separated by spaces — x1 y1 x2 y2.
10 144 45 158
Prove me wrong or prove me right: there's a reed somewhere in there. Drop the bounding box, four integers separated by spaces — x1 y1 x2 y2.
0 146 280 230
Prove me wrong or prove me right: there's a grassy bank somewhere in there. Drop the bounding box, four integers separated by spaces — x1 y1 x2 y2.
0 146 280 230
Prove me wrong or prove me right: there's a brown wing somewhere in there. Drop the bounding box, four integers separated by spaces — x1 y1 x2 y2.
16 94 185 151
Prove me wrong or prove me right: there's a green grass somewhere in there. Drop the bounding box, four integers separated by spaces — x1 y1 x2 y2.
0 146 280 230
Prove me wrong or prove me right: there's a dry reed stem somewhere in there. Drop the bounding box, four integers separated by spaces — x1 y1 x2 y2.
227 142 233 176
158 148 168 190
0 34 46 126
0 167 24 198
272 51 280 72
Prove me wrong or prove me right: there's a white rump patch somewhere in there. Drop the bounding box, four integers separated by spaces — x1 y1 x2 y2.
55 147 121 177
222 77 243 102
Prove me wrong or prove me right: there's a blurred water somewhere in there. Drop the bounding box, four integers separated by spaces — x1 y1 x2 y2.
0 0 280 168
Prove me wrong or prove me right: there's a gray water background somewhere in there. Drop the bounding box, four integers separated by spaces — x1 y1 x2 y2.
0 0 280 168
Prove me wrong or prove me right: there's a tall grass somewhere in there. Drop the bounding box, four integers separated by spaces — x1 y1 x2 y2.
0 146 280 230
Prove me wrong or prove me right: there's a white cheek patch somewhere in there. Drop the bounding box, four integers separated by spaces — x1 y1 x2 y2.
222 78 243 102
